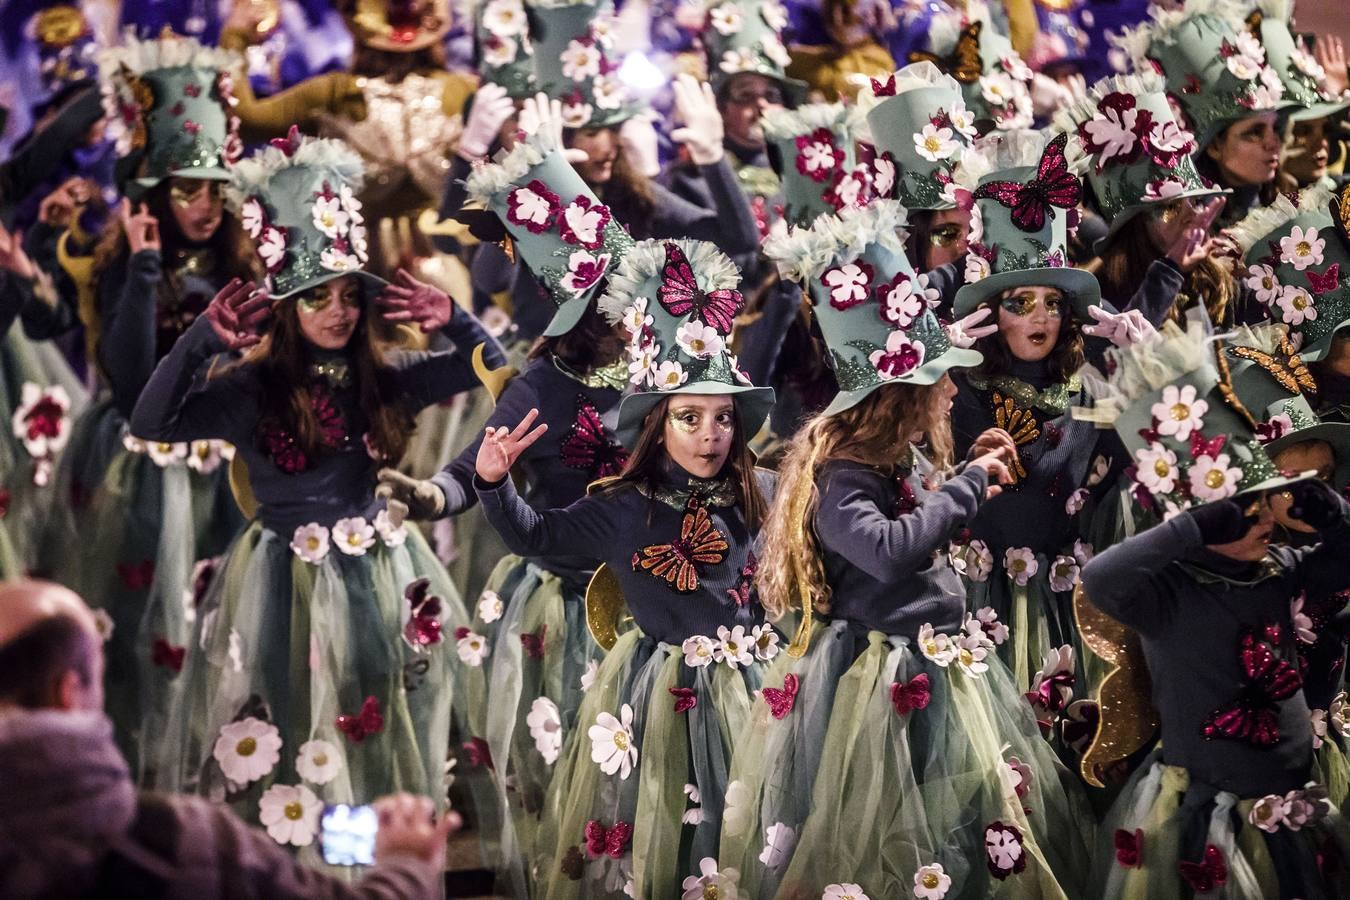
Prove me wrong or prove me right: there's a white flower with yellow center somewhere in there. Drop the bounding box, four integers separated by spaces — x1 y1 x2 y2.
1134 442 1179 494
526 696 563 764
561 40 602 82
653 359 689 391
709 3 744 35
290 522 331 563
751 624 780 661
714 624 754 669
259 783 323 846
979 71 1016 105
456 630 490 666
954 631 991 676
482 0 528 37
1150 383 1208 441
721 47 760 74
1049 555 1081 593
332 516 376 556
676 321 725 359
212 717 282 784
1276 284 1317 327
373 508 407 547
823 884 871 900
914 124 959 162
913 863 951 899
683 634 716 667
320 246 360 272
1003 547 1038 586
948 99 977 140
146 440 188 467
311 195 348 239
1244 264 1281 305
589 703 638 779
917 623 957 666
477 589 504 623
681 858 740 900
1279 225 1325 271
1187 452 1242 502
296 739 341 785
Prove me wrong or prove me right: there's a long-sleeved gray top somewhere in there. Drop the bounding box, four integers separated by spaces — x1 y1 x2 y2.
1083 507 1350 797
128 307 505 538
813 455 987 638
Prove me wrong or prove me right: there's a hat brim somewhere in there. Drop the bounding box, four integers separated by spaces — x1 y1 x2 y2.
953 266 1105 319
541 294 591 337
1264 421 1350 463
1234 468 1320 500
133 165 233 190
270 269 388 301
1296 318 1350 362
615 383 776 449
1284 99 1350 124
820 346 984 417
1092 186 1231 254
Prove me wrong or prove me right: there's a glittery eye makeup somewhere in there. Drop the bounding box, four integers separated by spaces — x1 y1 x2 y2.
667 409 700 434
169 181 218 208
999 294 1063 318
298 290 331 314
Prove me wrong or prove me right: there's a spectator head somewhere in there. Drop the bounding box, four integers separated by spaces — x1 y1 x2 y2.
0 580 103 712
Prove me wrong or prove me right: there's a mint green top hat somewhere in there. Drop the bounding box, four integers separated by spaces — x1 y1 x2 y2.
1115 2 1288 149
1221 323 1350 484
477 0 536 99
909 18 1035 134
761 103 868 228
98 33 243 190
1075 314 1314 516
1229 183 1350 361
1054 71 1225 248
228 130 385 300
953 131 1104 318
526 0 637 129
700 0 807 103
763 199 983 416
466 128 635 337
597 239 774 447
1247 0 1349 123
859 62 978 211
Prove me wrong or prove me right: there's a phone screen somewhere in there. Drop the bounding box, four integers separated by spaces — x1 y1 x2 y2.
320 804 378 866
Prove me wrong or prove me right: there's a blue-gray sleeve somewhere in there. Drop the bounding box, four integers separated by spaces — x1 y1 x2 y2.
128 314 247 444
649 158 760 255
734 277 800 386
0 272 24 337
1081 514 1202 633
815 465 988 581
428 375 540 517
387 304 506 409
99 249 163 418
1287 495 1350 597
475 473 616 558
1120 258 1184 326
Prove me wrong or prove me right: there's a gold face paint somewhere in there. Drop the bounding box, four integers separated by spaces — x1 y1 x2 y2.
298 289 331 314
666 406 736 435
930 223 964 247
999 292 1064 319
169 180 219 209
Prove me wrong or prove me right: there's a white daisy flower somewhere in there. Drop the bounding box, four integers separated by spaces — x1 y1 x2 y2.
1134 442 1179 494
714 624 754 669
259 783 323 847
758 822 798 869
1150 383 1208 441
212 717 282 784
682 634 717 667
526 697 563 764
676 321 725 359
913 862 952 899
311 195 348 239
681 858 740 900
456 630 490 666
1279 225 1326 271
1244 264 1281 305
482 0 528 37
917 623 958 666
709 4 744 35
477 589 504 623
146 441 188 467
1187 452 1242 502
1048 555 1080 593
652 359 689 391
290 523 330 563
1004 547 1038 586
561 40 603 81
332 516 376 556
589 703 638 779
296 739 342 785
1276 285 1317 326
751 624 780 661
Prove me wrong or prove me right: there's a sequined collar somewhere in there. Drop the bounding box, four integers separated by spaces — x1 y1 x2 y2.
636 470 738 510
967 372 1081 416
552 355 628 392
309 356 353 389
167 248 216 277
1176 555 1284 588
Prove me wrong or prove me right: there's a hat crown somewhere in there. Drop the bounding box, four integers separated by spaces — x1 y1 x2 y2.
701 0 794 88
477 0 535 97
862 63 976 210
527 0 634 129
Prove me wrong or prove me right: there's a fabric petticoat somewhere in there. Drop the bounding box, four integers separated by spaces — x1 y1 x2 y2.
720 617 1096 900
38 395 242 779
532 627 770 898
1093 751 1350 899
153 519 481 856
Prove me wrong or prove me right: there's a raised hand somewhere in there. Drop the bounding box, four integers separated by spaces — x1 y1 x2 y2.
946 306 998 348
1315 35 1348 97
376 268 453 332
37 177 89 229
968 427 1017 463
969 448 1012 500
372 793 461 868
1083 305 1157 348
1163 197 1224 272
119 198 161 254
475 408 548 483
374 467 446 523
670 74 725 166
0 221 36 280
518 92 589 164
204 278 271 350
619 115 662 177
458 82 516 161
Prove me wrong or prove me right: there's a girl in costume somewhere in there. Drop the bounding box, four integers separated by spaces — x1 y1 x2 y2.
1113 1 1287 229
720 198 1095 899
1079 317 1350 899
38 33 254 779
375 117 635 889
472 237 776 898
131 132 504 844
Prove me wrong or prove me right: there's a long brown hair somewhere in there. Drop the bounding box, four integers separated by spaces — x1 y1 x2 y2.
225 280 415 463
605 393 767 529
756 381 953 622
527 301 627 371
972 292 1085 384
588 138 656 236
1093 214 1236 327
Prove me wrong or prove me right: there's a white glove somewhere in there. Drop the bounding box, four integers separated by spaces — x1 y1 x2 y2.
1030 72 1073 119
1082 305 1157 348
458 82 516 161
946 306 999 349
619 115 662 177
518 92 589 164
670 74 725 166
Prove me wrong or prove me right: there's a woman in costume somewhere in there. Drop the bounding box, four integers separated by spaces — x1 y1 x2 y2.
472 236 776 898
130 132 503 846
719 198 1094 899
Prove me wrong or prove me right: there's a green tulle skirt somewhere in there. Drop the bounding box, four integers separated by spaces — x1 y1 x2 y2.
1093 752 1350 899
153 520 482 843
532 628 769 898
38 396 241 779
720 618 1096 900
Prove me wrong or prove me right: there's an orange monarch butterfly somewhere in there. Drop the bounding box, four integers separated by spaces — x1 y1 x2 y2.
908 20 984 84
631 499 729 593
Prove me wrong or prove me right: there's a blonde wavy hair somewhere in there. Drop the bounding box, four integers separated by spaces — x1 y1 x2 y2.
756 380 953 623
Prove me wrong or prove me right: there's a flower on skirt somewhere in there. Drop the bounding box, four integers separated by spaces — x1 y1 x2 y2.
589 703 638 779
527 697 563 765
455 629 490 667
714 625 754 669
912 863 951 899
971 607 1009 645
213 717 282 785
1003 548 1038 586
681 783 703 825
373 508 407 547
722 779 753 836
955 539 993 582
681 858 740 900
917 623 958 667
1048 556 1080 593
581 659 599 692
295 739 342 785
477 589 504 623
682 634 717 668
751 624 780 661
332 516 376 556
290 523 331 563
259 783 323 847
821 884 870 899
984 821 1026 879
1311 708 1327 750
759 822 798 869
1113 828 1143 868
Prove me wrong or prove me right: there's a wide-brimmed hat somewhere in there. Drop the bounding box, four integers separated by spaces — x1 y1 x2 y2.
1054 70 1227 249
761 102 871 228
1228 183 1350 361
1246 0 1349 124
476 0 536 98
597 239 774 447
907 18 1035 134
699 0 808 104
228 129 385 300
464 127 634 336
953 131 1104 318
98 32 242 190
764 199 982 416
858 61 979 211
